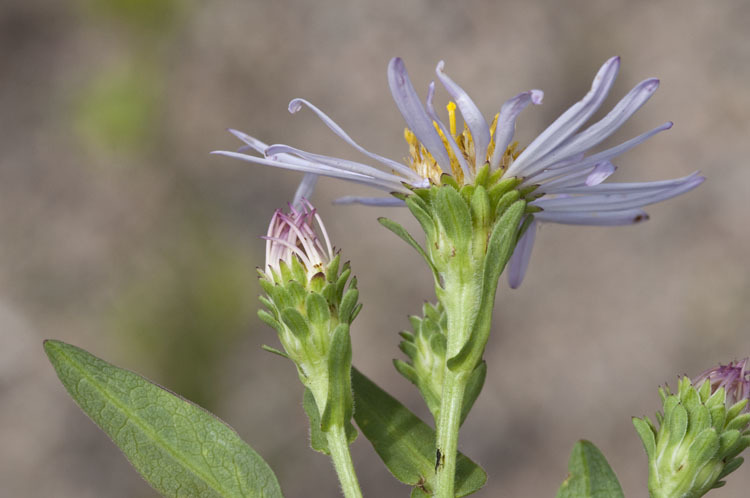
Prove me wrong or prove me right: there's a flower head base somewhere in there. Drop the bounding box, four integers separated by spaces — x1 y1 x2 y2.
633 361 750 498
214 56 703 287
263 199 333 285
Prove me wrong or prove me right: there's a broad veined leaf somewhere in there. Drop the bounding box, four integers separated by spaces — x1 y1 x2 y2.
556 440 624 498
352 368 486 497
44 340 283 498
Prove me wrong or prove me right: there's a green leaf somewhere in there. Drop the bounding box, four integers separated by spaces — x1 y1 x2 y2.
321 325 355 435
305 292 330 325
339 288 360 324
303 388 330 454
280 307 310 340
460 361 486 426
44 340 283 498
405 195 437 243
434 186 472 252
556 440 624 498
632 417 656 460
304 387 357 456
352 368 486 497
378 217 438 279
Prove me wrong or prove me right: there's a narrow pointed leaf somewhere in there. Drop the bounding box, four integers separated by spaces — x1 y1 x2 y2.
321 324 355 435
44 340 283 498
351 367 486 497
632 417 656 460
556 440 624 498
378 217 438 278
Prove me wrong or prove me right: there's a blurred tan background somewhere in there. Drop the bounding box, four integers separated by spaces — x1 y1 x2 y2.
2 0 750 496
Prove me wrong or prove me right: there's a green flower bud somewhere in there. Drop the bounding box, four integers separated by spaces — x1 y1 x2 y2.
258 200 360 432
393 301 486 426
633 359 750 498
393 302 448 420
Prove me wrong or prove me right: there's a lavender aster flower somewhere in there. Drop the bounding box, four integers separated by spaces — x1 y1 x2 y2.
214 57 703 287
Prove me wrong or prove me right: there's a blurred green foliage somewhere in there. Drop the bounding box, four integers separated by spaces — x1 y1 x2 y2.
110 213 257 410
74 61 160 154
79 0 184 36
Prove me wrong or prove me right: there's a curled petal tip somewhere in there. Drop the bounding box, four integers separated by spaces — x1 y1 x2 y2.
436 60 446 73
530 89 544 104
288 98 304 114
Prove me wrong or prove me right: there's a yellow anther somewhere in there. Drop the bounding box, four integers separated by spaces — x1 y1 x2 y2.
447 101 457 138
489 113 499 139
404 128 417 145
487 113 500 160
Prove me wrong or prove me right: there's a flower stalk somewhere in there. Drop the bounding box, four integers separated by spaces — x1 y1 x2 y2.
327 424 363 498
258 200 363 498
381 171 527 496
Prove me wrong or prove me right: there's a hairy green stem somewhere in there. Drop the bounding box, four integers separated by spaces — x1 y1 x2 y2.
327 424 363 498
434 369 468 498
434 274 478 498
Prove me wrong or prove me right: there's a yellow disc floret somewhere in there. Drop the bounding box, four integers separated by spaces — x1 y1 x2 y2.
403 101 521 187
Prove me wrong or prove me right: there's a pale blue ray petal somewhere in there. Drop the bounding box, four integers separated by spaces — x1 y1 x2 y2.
292 173 319 209
556 121 673 173
229 129 269 154
507 218 537 289
265 144 411 186
555 172 702 194
534 208 649 225
585 161 617 186
533 175 704 211
436 61 491 169
522 154 588 185
425 81 472 179
388 57 452 172
211 150 410 192
288 98 422 182
333 196 406 206
535 163 613 193
530 78 659 172
490 90 544 170
506 56 621 178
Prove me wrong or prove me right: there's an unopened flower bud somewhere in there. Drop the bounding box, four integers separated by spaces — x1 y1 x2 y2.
257 200 360 434
633 359 750 498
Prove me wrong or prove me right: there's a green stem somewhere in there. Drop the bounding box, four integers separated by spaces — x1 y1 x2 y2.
433 273 479 498
434 368 468 498
327 424 363 498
